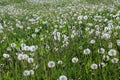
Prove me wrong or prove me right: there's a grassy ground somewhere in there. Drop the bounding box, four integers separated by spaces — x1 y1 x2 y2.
0 0 120 80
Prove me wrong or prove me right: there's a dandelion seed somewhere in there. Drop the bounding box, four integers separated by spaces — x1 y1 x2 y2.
95 31 100 36
90 39 95 44
58 60 63 64
27 27 31 30
21 43 26 48
27 58 34 63
23 70 30 76
72 57 78 63
83 15 88 20
114 32 118 36
83 48 91 55
78 16 83 20
3 53 10 58
18 54 24 60
108 49 117 56
10 43 16 48
103 55 110 61
16 23 23 29
7 47 12 51
108 42 113 48
33 64 38 69
23 54 29 60
111 58 119 63
116 40 120 46
48 61 55 68
28 18 36 22
29 45 38 52
35 28 39 33
29 70 34 75
91 64 98 69
59 75 67 80
32 33 36 38
99 62 106 68
98 48 105 54
101 33 111 40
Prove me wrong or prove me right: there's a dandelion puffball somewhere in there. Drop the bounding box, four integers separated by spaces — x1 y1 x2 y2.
48 61 55 68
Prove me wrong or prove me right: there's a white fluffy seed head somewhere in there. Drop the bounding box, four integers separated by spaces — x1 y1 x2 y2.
78 16 83 20
27 58 34 63
99 62 106 68
103 55 110 61
3 53 10 58
29 70 34 75
48 61 55 68
111 58 119 63
59 75 67 80
58 60 63 64
83 48 91 55
10 43 16 48
72 57 78 63
23 70 30 76
98 48 105 54
90 39 95 44
108 49 117 56
18 54 24 60
116 40 120 46
91 64 98 69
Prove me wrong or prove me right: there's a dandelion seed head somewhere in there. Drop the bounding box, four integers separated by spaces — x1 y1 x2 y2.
117 40 120 46
3 53 10 58
111 58 119 63
72 57 78 63
58 60 63 64
59 75 67 80
29 70 34 75
103 55 110 61
83 48 91 55
27 58 34 63
23 70 30 76
108 49 117 56
48 61 55 68
91 64 98 69
98 48 105 54
90 39 96 44
99 62 106 68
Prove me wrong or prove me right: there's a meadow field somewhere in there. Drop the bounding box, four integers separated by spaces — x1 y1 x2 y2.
0 0 120 80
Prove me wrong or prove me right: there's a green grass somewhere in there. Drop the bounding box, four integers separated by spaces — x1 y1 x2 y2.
0 0 120 80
